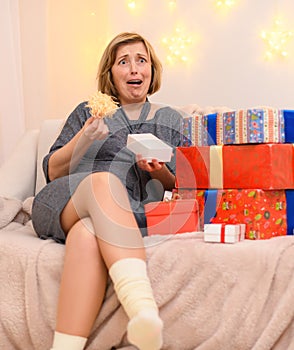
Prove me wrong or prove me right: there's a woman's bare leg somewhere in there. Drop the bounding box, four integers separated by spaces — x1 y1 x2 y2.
56 219 108 337
53 172 162 350
70 171 147 253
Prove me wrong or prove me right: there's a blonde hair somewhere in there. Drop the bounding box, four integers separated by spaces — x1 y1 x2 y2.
97 32 162 101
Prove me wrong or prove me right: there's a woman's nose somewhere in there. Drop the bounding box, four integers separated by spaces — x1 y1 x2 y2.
130 60 138 73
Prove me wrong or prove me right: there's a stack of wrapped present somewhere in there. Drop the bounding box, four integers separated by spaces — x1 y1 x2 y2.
176 108 294 240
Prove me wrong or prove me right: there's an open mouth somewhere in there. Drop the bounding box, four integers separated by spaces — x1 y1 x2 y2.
127 79 142 85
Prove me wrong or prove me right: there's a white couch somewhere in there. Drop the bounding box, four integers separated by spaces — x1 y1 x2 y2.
0 119 294 350
0 119 64 201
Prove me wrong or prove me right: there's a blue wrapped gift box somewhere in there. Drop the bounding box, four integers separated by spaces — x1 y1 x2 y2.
181 109 294 146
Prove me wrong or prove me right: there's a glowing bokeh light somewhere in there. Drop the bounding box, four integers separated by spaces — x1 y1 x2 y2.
162 27 193 64
261 18 294 59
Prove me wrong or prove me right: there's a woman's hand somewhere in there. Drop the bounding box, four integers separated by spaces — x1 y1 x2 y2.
136 154 175 190
136 154 164 173
83 116 109 140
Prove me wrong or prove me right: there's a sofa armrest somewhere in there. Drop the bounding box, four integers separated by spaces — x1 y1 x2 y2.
0 129 39 200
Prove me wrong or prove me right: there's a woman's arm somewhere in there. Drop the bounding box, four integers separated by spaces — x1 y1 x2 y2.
149 162 175 190
136 156 175 191
48 118 108 181
135 106 182 191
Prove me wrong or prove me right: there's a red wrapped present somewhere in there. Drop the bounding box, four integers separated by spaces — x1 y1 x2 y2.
176 144 294 189
176 146 210 188
145 199 199 236
173 188 220 231
174 188 293 238
210 189 287 239
204 223 245 243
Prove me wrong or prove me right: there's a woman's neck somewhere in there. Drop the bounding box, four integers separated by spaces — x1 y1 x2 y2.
122 102 146 120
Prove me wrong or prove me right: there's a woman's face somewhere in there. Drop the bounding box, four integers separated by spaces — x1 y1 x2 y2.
111 41 152 106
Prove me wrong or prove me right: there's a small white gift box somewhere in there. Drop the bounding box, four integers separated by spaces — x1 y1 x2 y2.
127 133 173 162
204 223 245 244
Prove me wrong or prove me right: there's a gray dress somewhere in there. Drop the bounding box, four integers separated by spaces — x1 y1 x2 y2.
31 101 183 243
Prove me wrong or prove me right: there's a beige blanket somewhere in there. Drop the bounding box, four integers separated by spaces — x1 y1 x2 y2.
0 196 294 350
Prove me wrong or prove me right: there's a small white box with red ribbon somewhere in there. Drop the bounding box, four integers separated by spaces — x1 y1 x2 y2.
204 223 245 243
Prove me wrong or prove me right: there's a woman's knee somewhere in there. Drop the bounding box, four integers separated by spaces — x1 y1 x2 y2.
89 172 125 192
87 172 129 206
66 218 100 259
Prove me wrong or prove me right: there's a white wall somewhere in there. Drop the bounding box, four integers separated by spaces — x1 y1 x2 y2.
18 0 48 132
0 0 25 164
108 0 294 109
46 0 110 120
2 0 294 163
24 0 294 126
18 0 110 129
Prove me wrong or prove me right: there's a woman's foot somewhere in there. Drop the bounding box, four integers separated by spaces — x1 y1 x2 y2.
127 310 163 350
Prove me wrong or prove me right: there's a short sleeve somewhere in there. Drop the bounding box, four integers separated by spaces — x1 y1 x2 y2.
43 102 90 183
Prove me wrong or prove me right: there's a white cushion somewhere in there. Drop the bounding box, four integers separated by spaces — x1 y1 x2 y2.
0 129 39 200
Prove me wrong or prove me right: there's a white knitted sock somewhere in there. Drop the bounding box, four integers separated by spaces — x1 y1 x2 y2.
127 309 163 350
51 331 87 350
109 258 163 350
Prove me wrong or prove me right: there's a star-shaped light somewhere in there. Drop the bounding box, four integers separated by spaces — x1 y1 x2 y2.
127 0 138 9
162 27 193 64
261 18 294 59
215 0 236 7
168 0 177 9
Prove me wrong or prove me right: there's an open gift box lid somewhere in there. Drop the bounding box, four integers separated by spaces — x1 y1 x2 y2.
127 133 173 162
145 199 198 215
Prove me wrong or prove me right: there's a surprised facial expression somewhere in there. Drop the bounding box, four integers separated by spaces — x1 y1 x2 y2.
111 42 152 106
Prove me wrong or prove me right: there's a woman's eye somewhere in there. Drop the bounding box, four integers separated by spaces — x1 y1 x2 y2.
119 59 127 65
139 58 146 63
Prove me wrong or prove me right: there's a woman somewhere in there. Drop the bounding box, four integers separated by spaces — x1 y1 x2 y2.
32 32 183 350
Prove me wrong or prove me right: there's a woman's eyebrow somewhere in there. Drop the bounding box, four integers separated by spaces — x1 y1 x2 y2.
116 54 129 61
136 52 148 58
117 52 148 60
